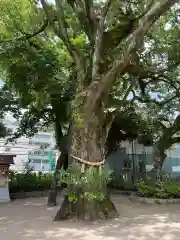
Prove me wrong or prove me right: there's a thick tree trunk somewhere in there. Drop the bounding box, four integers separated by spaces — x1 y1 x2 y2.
54 105 118 221
47 120 69 206
151 123 180 179
54 195 118 221
151 144 167 180
47 149 68 206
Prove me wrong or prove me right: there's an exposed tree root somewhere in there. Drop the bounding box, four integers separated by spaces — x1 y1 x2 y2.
54 196 118 221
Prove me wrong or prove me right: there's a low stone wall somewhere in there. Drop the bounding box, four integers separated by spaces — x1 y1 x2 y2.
10 190 63 199
129 193 180 204
111 189 132 196
10 190 49 199
10 189 132 200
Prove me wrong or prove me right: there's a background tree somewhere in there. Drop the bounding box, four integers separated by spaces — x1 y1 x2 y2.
0 37 73 205
0 0 74 205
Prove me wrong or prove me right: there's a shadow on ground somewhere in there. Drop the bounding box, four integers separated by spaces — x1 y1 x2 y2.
0 195 180 240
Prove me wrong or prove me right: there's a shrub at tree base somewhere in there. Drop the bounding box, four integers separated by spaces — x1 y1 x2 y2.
9 171 52 193
135 181 180 199
54 165 118 221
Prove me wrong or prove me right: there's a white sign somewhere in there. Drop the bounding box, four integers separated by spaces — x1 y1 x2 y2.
172 166 180 172
0 176 10 202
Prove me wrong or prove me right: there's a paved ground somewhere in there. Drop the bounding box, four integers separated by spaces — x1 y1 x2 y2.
0 195 180 240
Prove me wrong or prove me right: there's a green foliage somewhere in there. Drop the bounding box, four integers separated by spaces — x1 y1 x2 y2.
72 111 84 129
57 165 112 202
0 0 42 41
71 34 86 48
164 183 180 198
135 180 180 199
0 0 74 143
135 181 158 197
9 171 52 193
106 107 155 155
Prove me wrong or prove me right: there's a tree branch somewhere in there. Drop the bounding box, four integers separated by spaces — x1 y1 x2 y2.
55 0 71 44
111 84 133 115
132 84 180 107
67 0 97 42
84 0 97 34
89 0 176 106
40 0 84 74
102 83 133 148
0 18 48 49
171 137 180 144
111 0 176 76
40 0 73 56
100 1 156 63
158 121 168 130
173 114 180 129
19 19 49 41
92 0 114 80
40 0 60 35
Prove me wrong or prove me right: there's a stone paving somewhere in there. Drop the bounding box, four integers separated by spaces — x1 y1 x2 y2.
0 195 180 240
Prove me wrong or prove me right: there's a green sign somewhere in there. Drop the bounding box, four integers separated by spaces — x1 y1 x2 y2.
49 151 55 171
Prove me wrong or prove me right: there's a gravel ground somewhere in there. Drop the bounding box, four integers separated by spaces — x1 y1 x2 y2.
0 195 180 240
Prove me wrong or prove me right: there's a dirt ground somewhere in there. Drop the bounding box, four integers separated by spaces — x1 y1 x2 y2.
0 195 180 240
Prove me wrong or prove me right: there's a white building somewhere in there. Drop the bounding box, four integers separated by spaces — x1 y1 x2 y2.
0 116 58 172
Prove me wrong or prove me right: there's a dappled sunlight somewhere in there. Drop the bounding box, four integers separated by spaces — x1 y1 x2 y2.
0 196 180 239
85 210 180 240
24 201 45 206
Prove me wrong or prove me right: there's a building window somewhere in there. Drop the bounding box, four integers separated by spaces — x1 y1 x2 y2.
33 151 48 156
32 159 41 164
34 151 41 155
36 134 50 139
42 159 49 164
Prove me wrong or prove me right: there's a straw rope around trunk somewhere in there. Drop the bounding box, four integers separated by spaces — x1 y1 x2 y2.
71 155 105 173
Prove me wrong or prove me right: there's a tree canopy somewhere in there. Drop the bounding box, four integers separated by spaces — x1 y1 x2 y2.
0 0 180 154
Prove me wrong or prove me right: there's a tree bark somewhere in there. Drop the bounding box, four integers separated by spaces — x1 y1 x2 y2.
54 195 118 221
47 120 69 206
54 101 118 220
42 0 177 220
151 143 167 180
47 149 68 206
151 116 180 179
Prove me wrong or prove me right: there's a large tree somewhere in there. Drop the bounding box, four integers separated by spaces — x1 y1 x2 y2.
0 43 156 205
38 0 177 220
0 0 179 220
